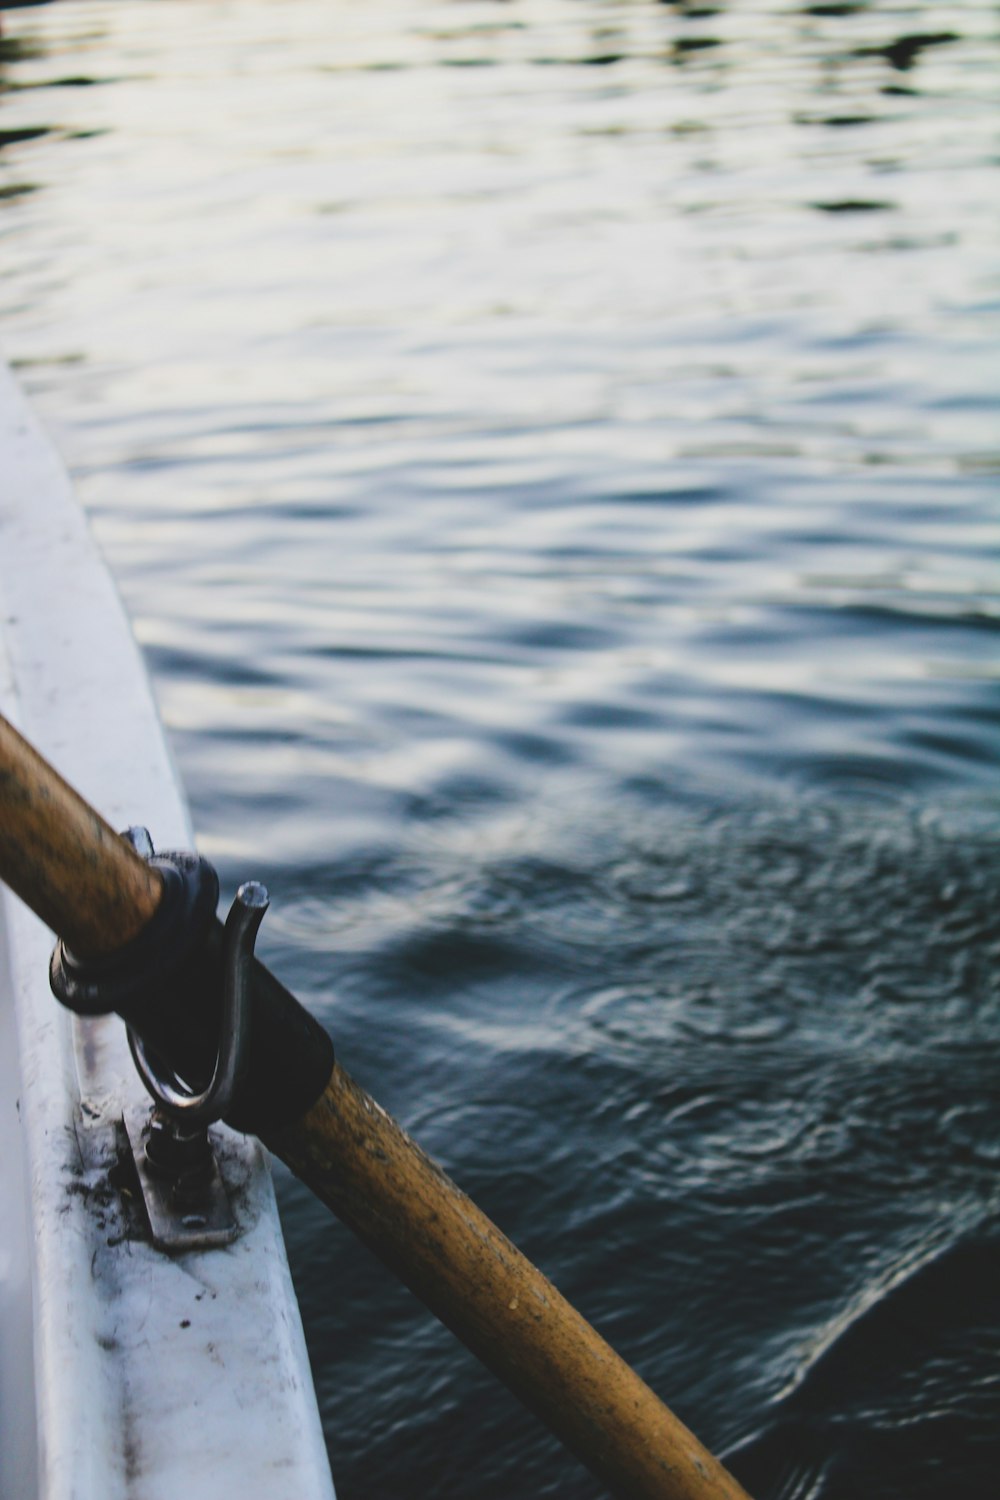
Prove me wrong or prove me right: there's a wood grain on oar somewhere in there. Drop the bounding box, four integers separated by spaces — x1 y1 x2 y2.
0 711 163 956
266 1064 751 1500
0 707 753 1500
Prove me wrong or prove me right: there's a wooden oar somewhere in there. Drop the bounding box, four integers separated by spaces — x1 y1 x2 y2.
0 710 752 1500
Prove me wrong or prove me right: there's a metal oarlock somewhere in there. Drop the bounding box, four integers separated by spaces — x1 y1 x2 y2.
96 830 270 1251
126 879 269 1127
121 841 270 1251
124 880 269 1250
48 822 336 1137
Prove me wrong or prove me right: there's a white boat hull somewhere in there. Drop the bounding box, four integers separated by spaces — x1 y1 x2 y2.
0 363 336 1500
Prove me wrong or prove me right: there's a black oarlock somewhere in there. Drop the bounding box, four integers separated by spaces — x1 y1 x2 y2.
49 836 334 1136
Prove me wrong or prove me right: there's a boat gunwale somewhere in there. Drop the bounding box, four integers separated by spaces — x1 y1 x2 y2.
0 361 336 1500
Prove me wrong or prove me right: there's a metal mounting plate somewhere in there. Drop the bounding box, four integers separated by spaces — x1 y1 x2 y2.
123 1106 238 1252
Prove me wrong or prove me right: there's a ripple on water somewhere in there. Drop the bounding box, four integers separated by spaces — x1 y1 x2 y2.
1 1 998 1496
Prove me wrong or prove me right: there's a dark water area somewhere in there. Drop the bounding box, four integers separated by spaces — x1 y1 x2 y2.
2 2 999 1496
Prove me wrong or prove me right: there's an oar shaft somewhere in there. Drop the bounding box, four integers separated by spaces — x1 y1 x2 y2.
267 1066 749 1500
0 708 752 1500
0 713 163 957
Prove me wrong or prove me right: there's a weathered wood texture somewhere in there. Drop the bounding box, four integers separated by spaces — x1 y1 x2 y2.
0 711 163 956
267 1067 751 1500
1 708 752 1499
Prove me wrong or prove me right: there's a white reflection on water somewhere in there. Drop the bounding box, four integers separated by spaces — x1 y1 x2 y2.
2 4 999 1498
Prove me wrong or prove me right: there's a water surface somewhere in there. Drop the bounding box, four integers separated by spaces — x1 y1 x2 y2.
2 2 998 1496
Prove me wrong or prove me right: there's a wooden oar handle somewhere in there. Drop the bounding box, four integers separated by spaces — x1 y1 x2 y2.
0 706 753 1500
268 1069 752 1500
0 712 163 957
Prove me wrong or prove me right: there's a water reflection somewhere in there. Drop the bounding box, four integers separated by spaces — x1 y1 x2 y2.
1 2 998 1497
